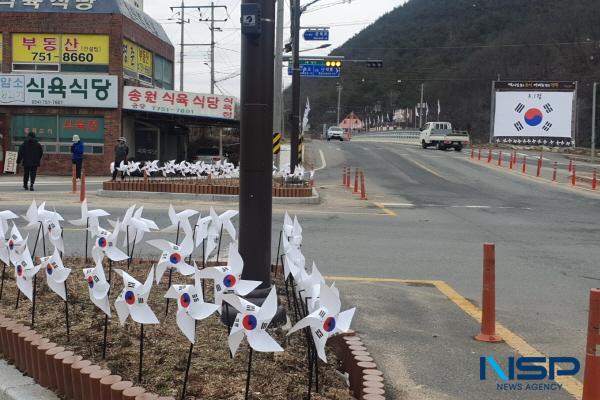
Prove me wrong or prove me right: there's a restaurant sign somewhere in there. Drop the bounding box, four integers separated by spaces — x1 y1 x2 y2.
0 73 118 108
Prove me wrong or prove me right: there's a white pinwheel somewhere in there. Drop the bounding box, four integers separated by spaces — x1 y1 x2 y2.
5 224 28 266
282 212 294 237
13 249 40 301
0 210 18 238
164 205 197 236
114 267 159 325
288 282 355 362
147 235 195 284
193 214 212 249
209 207 238 241
43 213 64 253
123 207 155 246
90 221 129 262
40 248 71 300
82 259 111 316
223 287 283 357
281 233 304 280
197 244 261 309
164 267 220 343
69 199 110 229
296 261 324 312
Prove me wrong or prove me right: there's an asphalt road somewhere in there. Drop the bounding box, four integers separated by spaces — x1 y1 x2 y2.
1 140 599 399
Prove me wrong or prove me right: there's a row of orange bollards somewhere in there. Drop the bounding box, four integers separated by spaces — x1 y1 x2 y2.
475 243 600 399
342 166 367 200
71 165 86 203
472 146 599 191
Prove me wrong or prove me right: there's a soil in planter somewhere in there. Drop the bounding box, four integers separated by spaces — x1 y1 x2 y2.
0 258 351 400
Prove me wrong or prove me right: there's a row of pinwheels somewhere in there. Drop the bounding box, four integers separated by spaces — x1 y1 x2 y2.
111 159 240 179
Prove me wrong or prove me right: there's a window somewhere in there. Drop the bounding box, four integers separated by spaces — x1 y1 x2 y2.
153 54 174 90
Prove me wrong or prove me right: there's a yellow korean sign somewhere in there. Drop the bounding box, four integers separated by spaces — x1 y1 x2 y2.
12 33 109 65
61 34 109 65
0 33 3 64
123 39 153 78
13 33 61 63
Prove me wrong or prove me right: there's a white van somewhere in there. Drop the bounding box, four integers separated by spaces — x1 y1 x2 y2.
419 122 470 151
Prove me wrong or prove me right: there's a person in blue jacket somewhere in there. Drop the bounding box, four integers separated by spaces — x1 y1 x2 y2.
71 135 84 179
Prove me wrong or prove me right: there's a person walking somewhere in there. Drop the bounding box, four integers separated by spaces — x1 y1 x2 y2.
71 134 84 179
112 137 129 181
16 131 43 191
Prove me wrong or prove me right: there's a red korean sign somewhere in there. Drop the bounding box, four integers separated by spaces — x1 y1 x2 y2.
122 86 236 120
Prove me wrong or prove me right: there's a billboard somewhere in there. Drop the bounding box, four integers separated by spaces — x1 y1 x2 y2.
491 81 576 147
0 74 118 108
123 86 236 120
12 34 109 65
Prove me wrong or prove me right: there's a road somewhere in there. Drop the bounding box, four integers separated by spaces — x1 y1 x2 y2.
0 140 598 399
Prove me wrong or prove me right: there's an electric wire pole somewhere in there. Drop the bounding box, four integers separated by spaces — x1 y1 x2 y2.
290 0 301 171
273 0 284 168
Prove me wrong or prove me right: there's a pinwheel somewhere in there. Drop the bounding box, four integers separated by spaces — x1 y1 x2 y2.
288 282 355 363
296 262 325 313
6 224 28 266
282 233 304 281
147 235 195 284
82 259 111 316
13 248 39 302
164 268 220 343
90 221 129 263
210 207 238 242
114 266 159 382
69 200 110 261
40 248 71 339
43 213 64 254
0 210 18 238
163 204 197 241
197 244 261 311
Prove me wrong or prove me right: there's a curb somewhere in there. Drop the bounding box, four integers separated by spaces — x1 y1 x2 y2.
0 314 175 400
96 188 321 204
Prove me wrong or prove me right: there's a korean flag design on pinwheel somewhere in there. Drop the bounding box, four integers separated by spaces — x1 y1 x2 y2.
114 266 159 325
82 259 111 316
13 249 40 301
6 224 28 266
223 287 283 357
43 212 65 254
147 235 195 284
288 282 355 363
40 247 71 301
69 199 110 229
164 266 220 343
90 220 129 262
196 244 261 310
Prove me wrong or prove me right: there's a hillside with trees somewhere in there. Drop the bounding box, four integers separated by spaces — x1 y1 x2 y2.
290 0 600 145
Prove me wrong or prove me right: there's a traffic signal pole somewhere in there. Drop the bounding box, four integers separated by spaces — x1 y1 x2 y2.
290 0 301 171
239 0 276 288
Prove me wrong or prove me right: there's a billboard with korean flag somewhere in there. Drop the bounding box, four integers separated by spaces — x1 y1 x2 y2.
491 81 576 147
122 86 236 120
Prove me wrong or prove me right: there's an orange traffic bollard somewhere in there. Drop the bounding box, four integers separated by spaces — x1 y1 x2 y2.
487 148 492 163
346 167 351 189
475 243 503 343
522 156 527 174
572 164 577 186
342 167 347 186
582 289 600 400
470 147 474 159
353 168 359 194
80 169 86 203
360 170 367 200
593 168 597 191
552 162 557 182
71 164 77 194
568 160 573 173
536 156 542 177
478 147 482 161
497 151 503 167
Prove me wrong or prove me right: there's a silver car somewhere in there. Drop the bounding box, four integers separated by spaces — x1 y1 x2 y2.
327 126 344 141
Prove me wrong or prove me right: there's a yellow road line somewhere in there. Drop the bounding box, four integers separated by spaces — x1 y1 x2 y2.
402 155 446 179
326 275 583 399
372 202 397 217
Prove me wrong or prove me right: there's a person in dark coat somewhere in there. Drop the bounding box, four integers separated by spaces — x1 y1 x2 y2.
16 131 44 191
112 137 129 181
70 135 84 179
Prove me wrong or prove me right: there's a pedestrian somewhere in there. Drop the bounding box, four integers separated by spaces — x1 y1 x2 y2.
112 137 129 181
16 131 43 191
71 134 84 179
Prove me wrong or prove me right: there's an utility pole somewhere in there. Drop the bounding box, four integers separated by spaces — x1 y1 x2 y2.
272 0 284 168
419 83 424 129
239 0 276 289
290 0 301 171
170 1 190 91
592 82 597 163
336 83 342 125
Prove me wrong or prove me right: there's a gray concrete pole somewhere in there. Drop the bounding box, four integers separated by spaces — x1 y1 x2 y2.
419 83 424 128
179 0 185 91
273 0 284 168
592 82 597 163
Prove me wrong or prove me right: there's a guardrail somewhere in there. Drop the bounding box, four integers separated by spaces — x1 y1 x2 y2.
351 130 421 145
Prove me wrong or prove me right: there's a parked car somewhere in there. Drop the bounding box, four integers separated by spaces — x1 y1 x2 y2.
419 122 470 151
327 126 344 141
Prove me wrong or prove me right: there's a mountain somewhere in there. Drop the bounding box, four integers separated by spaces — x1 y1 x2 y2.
289 0 600 145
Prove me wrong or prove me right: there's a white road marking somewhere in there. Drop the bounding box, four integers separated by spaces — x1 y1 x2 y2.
314 149 327 172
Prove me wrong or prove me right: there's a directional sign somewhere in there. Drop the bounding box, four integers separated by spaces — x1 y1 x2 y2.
288 64 340 78
303 30 329 41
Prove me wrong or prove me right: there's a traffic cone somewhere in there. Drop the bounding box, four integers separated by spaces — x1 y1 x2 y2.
474 243 503 343
582 289 600 400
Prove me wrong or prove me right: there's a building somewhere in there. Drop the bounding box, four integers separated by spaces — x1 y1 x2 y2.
339 112 364 132
0 0 237 175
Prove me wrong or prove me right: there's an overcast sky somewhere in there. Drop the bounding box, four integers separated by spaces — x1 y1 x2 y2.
143 0 402 97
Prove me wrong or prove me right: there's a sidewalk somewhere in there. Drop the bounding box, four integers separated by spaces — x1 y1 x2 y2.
0 360 57 400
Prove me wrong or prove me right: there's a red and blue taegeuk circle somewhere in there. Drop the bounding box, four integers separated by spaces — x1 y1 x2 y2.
46 264 53 275
16 265 23 277
180 292 191 308
98 237 108 249
125 290 136 305
8 240 14 251
323 316 336 333
170 252 182 264
524 108 543 127
223 274 237 288
87 276 94 288
242 314 257 330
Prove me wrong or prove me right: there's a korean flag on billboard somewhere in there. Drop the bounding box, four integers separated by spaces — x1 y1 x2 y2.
493 91 574 139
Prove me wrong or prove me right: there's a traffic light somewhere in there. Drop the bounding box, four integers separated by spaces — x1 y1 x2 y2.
366 60 384 68
325 60 342 68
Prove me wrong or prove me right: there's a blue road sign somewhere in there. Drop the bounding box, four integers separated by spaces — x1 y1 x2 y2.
288 64 340 78
303 30 330 41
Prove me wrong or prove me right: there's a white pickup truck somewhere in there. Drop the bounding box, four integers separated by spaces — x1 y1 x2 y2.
419 122 470 151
